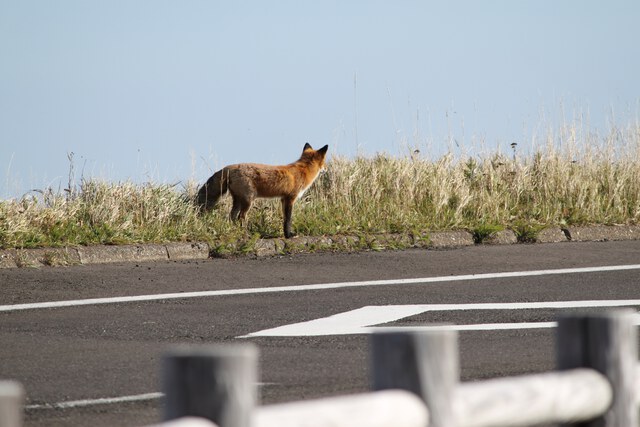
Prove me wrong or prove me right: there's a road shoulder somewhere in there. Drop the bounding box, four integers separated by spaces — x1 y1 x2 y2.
1 225 639 268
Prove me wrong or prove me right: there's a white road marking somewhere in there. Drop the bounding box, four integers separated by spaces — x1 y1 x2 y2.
2 264 640 313
25 392 164 410
25 382 276 410
241 300 640 337
371 321 560 332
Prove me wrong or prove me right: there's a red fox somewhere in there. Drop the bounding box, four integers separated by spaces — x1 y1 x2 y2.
197 143 329 238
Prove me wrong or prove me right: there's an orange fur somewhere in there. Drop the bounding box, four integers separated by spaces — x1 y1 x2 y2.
197 143 328 238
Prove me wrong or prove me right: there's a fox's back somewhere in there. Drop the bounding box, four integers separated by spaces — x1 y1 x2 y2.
227 149 327 199
225 163 302 198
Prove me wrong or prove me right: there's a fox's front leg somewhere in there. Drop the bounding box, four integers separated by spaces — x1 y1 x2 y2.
281 196 296 238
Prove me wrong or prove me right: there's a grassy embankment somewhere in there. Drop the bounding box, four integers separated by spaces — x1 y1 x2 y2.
1 124 639 255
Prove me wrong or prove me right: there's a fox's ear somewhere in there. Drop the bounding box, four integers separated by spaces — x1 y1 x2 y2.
318 145 328 155
303 142 313 151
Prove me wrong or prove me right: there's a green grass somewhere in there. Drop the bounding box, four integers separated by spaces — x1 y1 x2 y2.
1 123 639 253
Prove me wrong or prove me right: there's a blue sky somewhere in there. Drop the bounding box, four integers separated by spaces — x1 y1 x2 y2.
1 1 639 198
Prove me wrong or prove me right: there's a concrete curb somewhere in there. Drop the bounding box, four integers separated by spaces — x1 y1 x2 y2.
535 228 569 243
429 231 476 247
481 229 519 245
1 225 639 268
562 225 640 242
0 242 210 268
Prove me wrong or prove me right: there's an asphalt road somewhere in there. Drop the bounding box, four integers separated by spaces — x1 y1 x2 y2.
1 240 640 427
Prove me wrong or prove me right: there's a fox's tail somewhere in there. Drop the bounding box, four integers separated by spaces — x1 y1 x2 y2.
196 169 228 211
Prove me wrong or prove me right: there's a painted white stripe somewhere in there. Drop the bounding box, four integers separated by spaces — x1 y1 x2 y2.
25 383 275 410
372 321 561 332
25 392 163 410
242 300 640 337
2 264 640 313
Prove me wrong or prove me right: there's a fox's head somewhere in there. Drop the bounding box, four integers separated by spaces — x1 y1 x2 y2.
301 142 329 171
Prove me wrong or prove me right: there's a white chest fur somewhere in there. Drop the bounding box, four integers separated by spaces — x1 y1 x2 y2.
297 172 321 199
297 183 312 199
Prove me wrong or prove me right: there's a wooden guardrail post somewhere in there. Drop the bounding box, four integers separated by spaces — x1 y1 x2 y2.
557 310 638 427
162 344 258 427
0 381 24 427
371 329 459 427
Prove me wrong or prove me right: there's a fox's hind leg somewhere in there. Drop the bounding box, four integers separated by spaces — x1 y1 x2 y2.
230 198 241 221
230 194 253 224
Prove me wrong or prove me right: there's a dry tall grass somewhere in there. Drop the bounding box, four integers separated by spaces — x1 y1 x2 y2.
309 126 640 235
1 124 639 250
